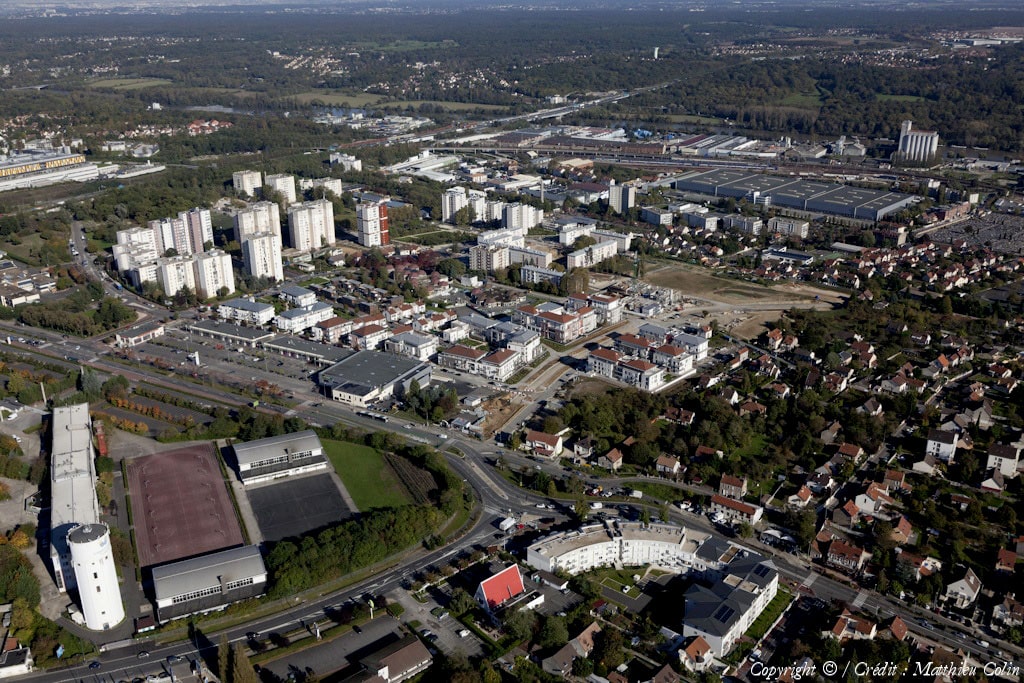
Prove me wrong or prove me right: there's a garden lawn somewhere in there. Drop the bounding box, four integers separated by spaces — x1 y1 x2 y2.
323 439 411 510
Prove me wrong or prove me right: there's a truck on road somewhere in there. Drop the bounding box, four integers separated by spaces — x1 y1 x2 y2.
498 517 516 532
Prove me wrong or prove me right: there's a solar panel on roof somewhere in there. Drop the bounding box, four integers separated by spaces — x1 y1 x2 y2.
713 605 735 623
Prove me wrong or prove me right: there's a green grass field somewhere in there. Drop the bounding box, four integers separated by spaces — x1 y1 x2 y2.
87 77 173 90
876 94 927 103
780 91 824 108
323 439 411 510
384 100 506 111
293 91 384 107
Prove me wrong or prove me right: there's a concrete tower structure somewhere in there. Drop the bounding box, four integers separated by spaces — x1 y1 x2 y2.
897 120 939 164
68 523 125 631
357 201 390 247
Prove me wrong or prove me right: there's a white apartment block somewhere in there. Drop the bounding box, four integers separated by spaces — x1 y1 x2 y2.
329 152 362 171
234 202 281 243
484 199 506 223
469 244 510 273
567 241 618 269
357 201 390 247
148 216 190 256
218 298 276 326
442 187 469 224
502 203 544 231
468 189 488 221
288 199 335 252
556 216 600 245
477 226 526 249
179 207 214 254
193 250 235 299
509 246 553 268
767 217 809 238
608 183 636 214
156 255 197 298
275 301 335 334
897 120 939 164
592 229 633 252
264 173 297 204
232 170 262 197
243 232 284 282
299 177 343 197
520 265 563 287
113 226 162 273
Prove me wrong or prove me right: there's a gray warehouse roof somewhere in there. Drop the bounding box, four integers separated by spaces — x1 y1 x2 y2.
263 335 355 363
51 404 100 533
232 430 323 468
318 350 430 393
220 298 274 313
189 320 275 342
152 545 266 602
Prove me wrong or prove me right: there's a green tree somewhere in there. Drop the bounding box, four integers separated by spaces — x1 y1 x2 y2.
218 634 230 683
449 588 475 616
503 608 536 643
537 615 569 649
230 643 257 683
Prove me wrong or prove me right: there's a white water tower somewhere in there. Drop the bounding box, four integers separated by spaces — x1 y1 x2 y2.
68 523 125 630
653 47 660 60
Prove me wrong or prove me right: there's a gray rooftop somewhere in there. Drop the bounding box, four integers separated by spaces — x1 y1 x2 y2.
279 285 314 298
67 522 109 545
152 545 266 601
220 298 274 313
390 331 436 348
263 335 354 363
50 403 99 535
189 320 275 342
277 301 334 320
318 350 430 392
232 430 324 468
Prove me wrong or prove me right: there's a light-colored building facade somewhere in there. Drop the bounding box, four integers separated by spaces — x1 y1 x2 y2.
897 120 939 164
502 203 544 231
156 255 198 298
68 523 125 631
567 241 618 269
234 201 281 243
193 250 235 299
357 200 390 247
275 301 335 334
608 183 636 214
232 170 262 197
218 298 276 326
242 232 284 282
469 244 510 273
233 431 327 485
179 207 214 254
264 173 297 203
288 199 335 252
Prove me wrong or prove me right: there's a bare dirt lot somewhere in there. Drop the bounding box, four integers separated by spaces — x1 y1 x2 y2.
481 395 524 437
645 263 846 307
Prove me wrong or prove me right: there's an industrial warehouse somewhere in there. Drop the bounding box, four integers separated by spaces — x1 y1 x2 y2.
673 168 918 221
317 350 432 407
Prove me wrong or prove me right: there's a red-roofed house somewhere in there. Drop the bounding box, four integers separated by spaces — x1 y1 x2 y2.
525 430 563 458
823 609 877 642
996 548 1017 575
588 348 622 378
719 474 747 500
656 455 681 476
709 494 763 525
481 349 520 381
887 616 908 641
679 635 712 672
890 516 914 544
788 486 813 508
597 448 624 472
475 565 526 612
827 540 866 573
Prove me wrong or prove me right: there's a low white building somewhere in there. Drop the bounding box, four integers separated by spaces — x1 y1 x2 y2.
232 430 327 485
218 298 276 326
384 331 438 362
275 301 335 334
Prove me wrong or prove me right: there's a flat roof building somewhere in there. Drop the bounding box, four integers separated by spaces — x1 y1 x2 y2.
188 320 276 347
151 545 267 622
232 430 327 486
50 403 100 593
318 350 431 408
674 169 916 221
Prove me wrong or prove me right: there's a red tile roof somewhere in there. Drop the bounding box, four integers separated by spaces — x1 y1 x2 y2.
477 565 525 610
442 344 487 360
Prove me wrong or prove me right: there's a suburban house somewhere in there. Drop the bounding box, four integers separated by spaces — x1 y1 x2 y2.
719 474 748 500
823 609 877 642
944 567 982 608
656 455 681 476
597 448 624 472
525 430 563 458
826 540 867 574
926 429 958 463
709 494 763 525
475 565 526 612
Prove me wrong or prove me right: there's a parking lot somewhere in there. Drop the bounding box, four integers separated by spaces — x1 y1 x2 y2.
246 473 354 542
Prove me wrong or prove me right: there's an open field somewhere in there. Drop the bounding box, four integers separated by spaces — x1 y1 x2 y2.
293 91 385 107
87 77 173 90
666 114 723 125
645 263 846 308
876 94 927 103
384 100 506 111
780 92 823 108
727 310 783 339
646 264 800 304
323 439 411 510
